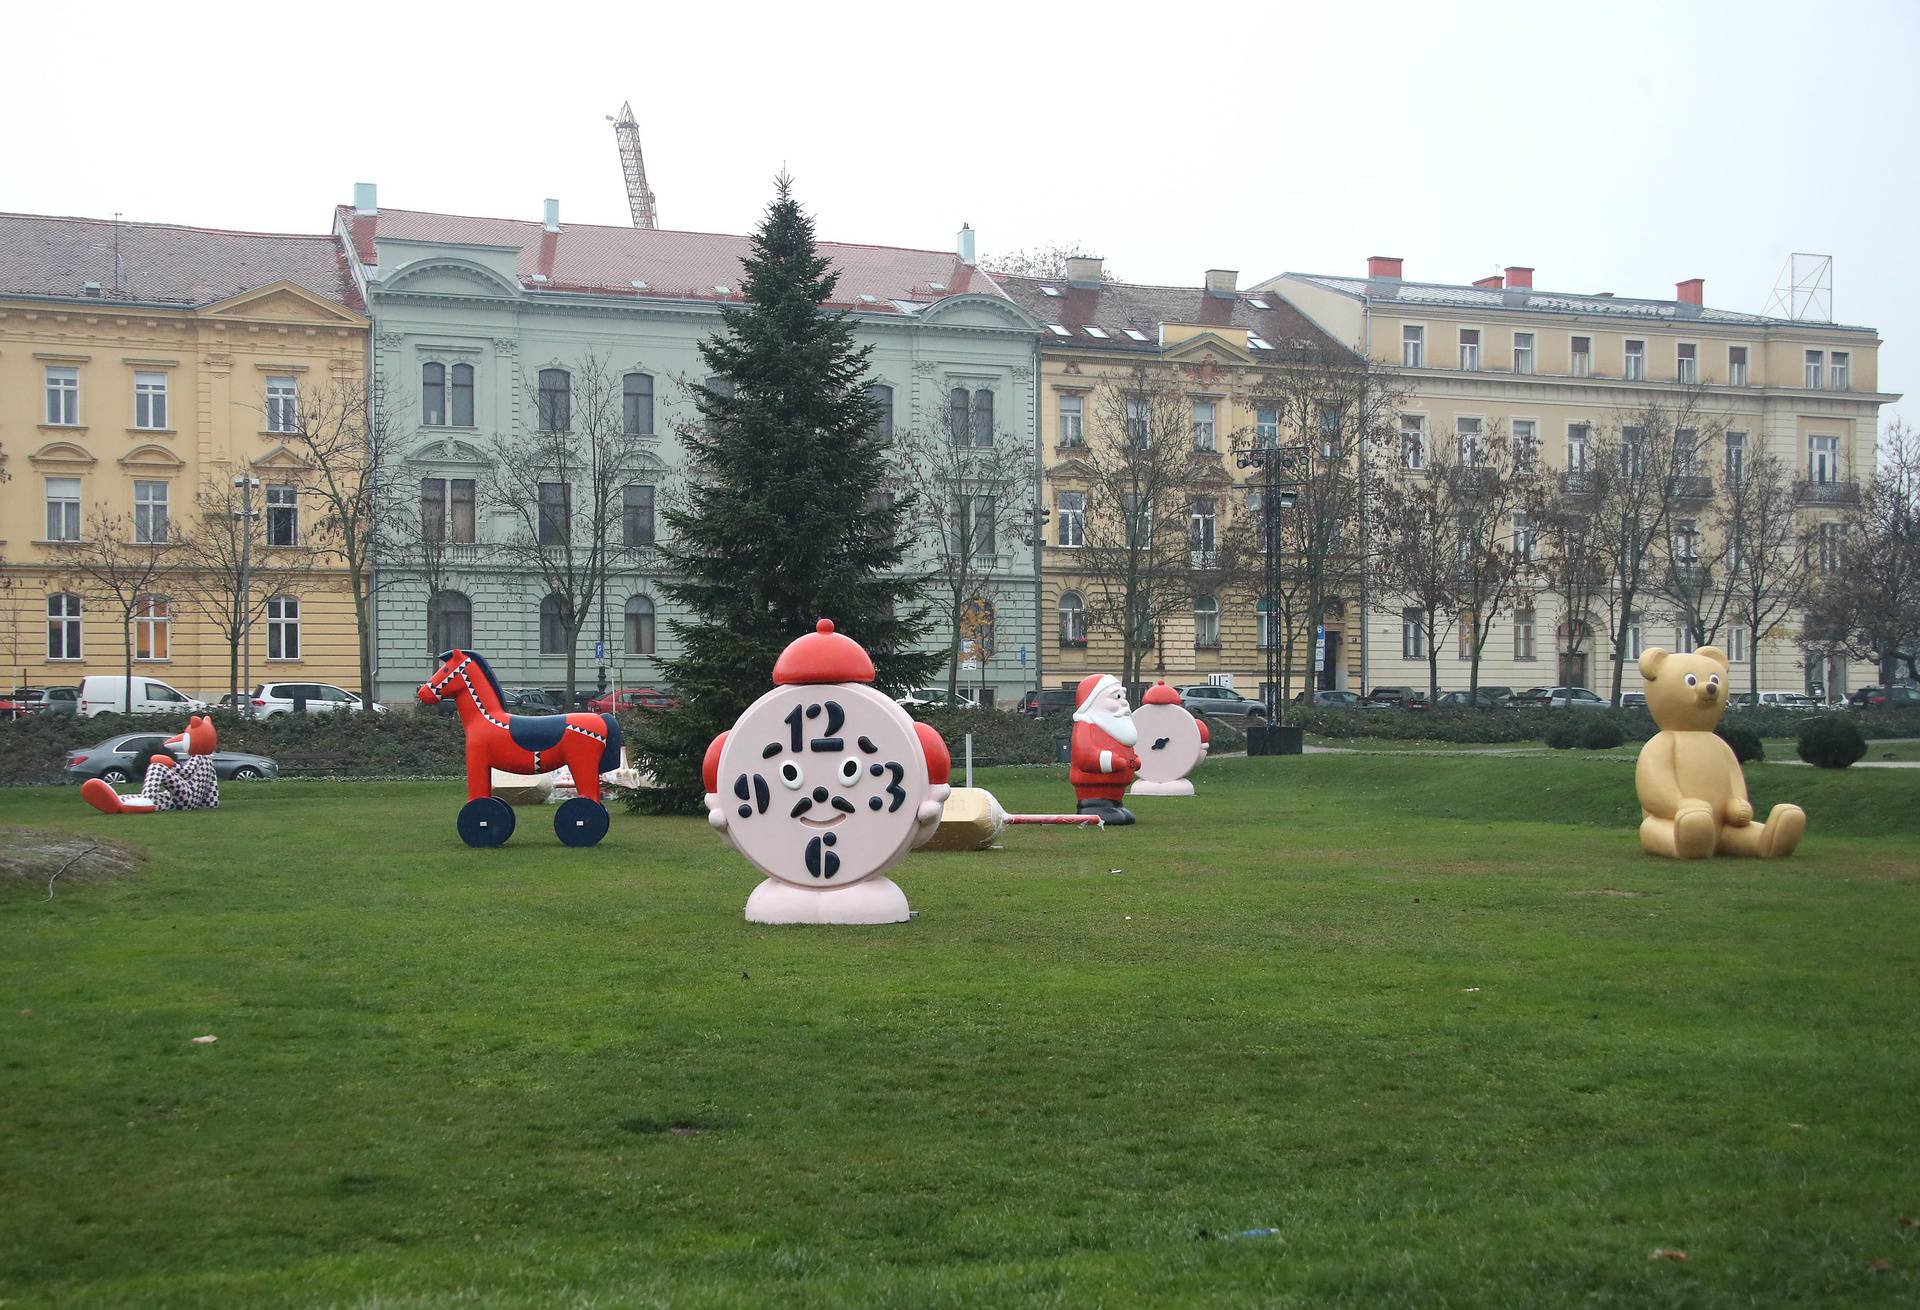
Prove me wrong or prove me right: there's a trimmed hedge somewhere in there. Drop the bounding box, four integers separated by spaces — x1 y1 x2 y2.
1716 722 1765 763
1579 716 1626 750
1797 716 1868 769
1286 703 1920 748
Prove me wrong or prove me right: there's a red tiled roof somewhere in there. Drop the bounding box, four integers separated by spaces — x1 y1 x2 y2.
0 211 362 311
997 274 1355 361
338 206 1009 311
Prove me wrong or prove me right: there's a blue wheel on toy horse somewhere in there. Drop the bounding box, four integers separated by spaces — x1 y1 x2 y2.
457 796 516 847
554 796 610 847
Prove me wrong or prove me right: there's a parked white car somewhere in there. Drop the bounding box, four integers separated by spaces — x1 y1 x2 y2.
895 688 980 711
77 675 210 717
249 682 385 717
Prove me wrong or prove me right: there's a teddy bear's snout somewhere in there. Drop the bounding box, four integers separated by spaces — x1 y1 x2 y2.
1698 684 1719 706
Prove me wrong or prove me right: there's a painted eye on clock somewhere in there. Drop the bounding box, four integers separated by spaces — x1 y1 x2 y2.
837 757 862 786
778 761 804 789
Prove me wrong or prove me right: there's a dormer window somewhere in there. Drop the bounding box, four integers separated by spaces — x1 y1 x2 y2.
1084 325 1109 339
1040 286 1061 297
1123 329 1149 342
1046 324 1071 337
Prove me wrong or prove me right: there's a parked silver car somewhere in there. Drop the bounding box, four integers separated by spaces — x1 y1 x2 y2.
1176 685 1269 721
64 733 279 784
249 682 385 718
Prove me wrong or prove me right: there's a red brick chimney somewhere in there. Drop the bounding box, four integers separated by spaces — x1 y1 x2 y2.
1505 266 1533 289
1676 277 1704 306
1472 274 1504 289
1367 255 1403 280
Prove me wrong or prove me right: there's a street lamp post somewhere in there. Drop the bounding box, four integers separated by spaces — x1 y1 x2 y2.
1232 441 1306 723
233 475 261 718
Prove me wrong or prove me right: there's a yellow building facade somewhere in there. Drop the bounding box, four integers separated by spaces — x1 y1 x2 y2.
0 213 369 701
1265 258 1895 700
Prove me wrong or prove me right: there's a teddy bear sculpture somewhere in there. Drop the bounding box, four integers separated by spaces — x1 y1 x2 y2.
1634 646 1805 859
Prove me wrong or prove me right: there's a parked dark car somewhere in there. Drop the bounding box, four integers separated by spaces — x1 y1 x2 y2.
1363 685 1426 710
1850 685 1920 709
590 686 680 713
1295 689 1365 709
1430 687 1514 710
1621 691 1648 710
1017 688 1078 717
1175 684 1269 721
64 733 279 784
2 686 78 717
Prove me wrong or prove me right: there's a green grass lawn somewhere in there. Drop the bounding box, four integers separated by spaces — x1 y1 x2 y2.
3 756 1918 1308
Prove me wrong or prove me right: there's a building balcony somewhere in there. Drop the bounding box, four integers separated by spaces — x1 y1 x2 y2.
1794 479 1861 507
1190 548 1219 571
1669 474 1713 503
1448 465 1499 497
1558 470 1596 497
1665 564 1710 590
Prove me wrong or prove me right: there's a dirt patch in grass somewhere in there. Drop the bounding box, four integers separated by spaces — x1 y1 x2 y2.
0 827 145 890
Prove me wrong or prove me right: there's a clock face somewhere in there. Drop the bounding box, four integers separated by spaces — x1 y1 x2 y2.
716 682 928 888
1132 703 1204 784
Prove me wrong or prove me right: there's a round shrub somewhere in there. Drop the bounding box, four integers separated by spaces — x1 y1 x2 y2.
1544 718 1583 750
1578 716 1626 750
1797 716 1867 769
1715 721 1765 764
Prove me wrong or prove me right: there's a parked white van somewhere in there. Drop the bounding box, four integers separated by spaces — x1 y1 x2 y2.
77 675 209 717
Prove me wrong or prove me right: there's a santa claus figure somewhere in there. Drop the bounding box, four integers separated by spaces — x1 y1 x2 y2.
1129 680 1206 797
704 620 951 925
1069 673 1140 825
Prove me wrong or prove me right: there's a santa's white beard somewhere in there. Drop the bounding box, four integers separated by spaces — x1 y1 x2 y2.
1083 707 1138 747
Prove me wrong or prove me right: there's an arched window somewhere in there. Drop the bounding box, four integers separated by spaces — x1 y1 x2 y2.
423 362 446 426
1058 591 1086 645
971 389 994 444
450 362 474 426
623 372 654 436
428 590 472 653
267 595 300 660
1194 595 1220 648
867 382 893 440
47 592 81 660
625 595 656 655
135 595 170 661
537 368 570 432
539 594 570 656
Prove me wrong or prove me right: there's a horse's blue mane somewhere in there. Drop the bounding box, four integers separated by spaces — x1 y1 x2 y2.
441 649 506 705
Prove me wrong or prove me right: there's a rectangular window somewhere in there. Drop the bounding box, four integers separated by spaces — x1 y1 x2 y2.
1570 336 1592 377
1125 397 1149 447
423 362 446 426
537 481 570 544
1513 332 1534 375
1676 626 1698 654
622 483 656 547
1725 431 1746 482
1191 400 1216 451
1189 497 1216 555
1400 414 1426 470
1057 490 1085 547
1318 405 1339 458
1728 345 1749 386
450 478 475 544
1194 599 1220 648
1725 626 1747 665
1402 325 1424 368
624 372 655 436
47 593 82 659
1675 519 1700 563
1623 340 1645 381
1808 434 1839 483
1456 416 1483 465
1512 419 1538 471
133 480 169 544
135 596 170 660
1804 350 1824 389
45 366 79 425
1123 492 1152 549
538 369 571 431
265 377 298 433
1058 394 1084 446
1255 407 1279 446
1676 342 1697 384
1458 328 1481 371
267 595 300 660
450 363 474 426
424 477 477 545
1626 612 1644 660
1818 522 1843 573
134 371 168 429
1514 608 1536 659
1567 423 1590 471
1458 623 1474 660
1401 609 1426 660
1621 427 1646 477
1830 351 1850 390
1514 512 1535 562
954 494 995 556
45 476 81 541
265 484 298 546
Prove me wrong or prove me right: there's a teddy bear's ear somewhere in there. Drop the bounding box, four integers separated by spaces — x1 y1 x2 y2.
1639 647 1670 681
1697 645 1729 672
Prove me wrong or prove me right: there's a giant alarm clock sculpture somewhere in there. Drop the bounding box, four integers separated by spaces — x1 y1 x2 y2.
704 621 951 924
1129 680 1206 797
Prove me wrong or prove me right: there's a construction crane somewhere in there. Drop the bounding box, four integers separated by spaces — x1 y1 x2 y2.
607 102 659 230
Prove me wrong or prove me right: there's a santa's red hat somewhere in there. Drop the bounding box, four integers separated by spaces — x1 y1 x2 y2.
772 619 876 686
1075 672 1118 709
1142 680 1181 706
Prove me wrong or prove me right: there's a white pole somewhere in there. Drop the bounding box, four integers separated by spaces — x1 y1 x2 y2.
964 733 973 789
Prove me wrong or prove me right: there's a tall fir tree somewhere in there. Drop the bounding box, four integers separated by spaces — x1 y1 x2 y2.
631 177 937 811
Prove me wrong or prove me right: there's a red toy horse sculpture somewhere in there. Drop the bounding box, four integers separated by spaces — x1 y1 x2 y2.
418 649 621 847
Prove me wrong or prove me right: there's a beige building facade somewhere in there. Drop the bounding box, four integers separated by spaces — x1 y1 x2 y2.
1264 258 1894 700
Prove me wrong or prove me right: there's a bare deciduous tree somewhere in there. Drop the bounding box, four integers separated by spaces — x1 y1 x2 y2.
982 243 1114 281
1807 420 1920 685
1373 447 1462 701
51 507 181 713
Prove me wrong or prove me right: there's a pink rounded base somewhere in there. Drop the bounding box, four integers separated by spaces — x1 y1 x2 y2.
744 876 911 925
1129 779 1195 797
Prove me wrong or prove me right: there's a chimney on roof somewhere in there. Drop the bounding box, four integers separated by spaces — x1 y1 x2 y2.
1676 277 1704 306
1065 255 1104 288
82 281 102 297
1367 255 1403 280
1205 269 1238 299
957 223 976 266
353 182 378 216
1472 274 1504 289
542 199 561 233
1505 265 1533 289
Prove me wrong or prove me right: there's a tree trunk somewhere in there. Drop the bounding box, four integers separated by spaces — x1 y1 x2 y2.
122 615 135 714
1469 637 1482 702
1426 622 1439 701
946 587 963 699
1748 621 1761 703
1609 602 1632 707
228 626 241 709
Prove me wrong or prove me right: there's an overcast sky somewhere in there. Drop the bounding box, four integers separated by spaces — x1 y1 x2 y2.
7 0 1915 422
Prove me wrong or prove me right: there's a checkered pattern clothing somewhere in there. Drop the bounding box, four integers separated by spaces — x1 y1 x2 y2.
141 756 220 811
